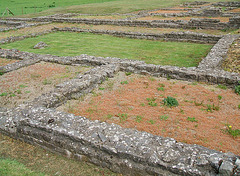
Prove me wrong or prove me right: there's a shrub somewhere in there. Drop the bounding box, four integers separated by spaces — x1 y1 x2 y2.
163 96 178 107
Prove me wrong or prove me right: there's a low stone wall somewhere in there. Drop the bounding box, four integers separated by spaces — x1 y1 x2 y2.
5 16 240 30
198 34 239 69
54 27 222 44
0 30 240 175
0 20 50 32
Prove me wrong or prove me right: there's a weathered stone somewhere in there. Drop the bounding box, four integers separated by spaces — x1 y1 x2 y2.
33 41 48 49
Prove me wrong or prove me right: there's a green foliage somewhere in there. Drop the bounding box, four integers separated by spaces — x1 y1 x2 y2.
1 32 212 68
99 87 105 90
217 84 227 90
159 115 169 121
194 100 203 106
187 117 198 122
217 95 222 100
118 113 128 123
125 72 132 76
148 119 156 124
225 125 240 138
0 92 8 96
235 82 240 95
120 81 128 85
0 158 45 176
136 115 143 123
42 79 52 85
157 87 164 91
16 89 22 94
146 97 157 107
163 96 179 107
19 84 28 88
206 104 219 112
238 104 240 109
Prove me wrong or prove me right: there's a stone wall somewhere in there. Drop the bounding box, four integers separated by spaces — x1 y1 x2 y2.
5 16 240 30
0 27 240 175
54 27 222 44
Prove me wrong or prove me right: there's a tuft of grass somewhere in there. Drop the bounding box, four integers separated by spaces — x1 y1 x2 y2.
187 117 198 122
148 119 156 124
159 115 169 121
146 97 157 107
238 104 240 109
217 95 222 100
99 87 105 90
0 92 8 96
125 72 132 76
136 115 143 123
19 84 28 88
120 81 128 85
235 83 240 95
0 158 45 176
217 84 227 90
42 79 52 85
157 87 165 91
118 113 128 123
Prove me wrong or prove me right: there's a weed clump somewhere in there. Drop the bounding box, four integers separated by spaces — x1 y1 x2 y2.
163 96 178 107
225 125 240 138
235 82 240 95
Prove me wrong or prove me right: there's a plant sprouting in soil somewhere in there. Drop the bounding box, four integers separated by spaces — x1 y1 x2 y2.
125 72 132 76
217 84 227 90
218 95 222 100
120 80 128 85
136 115 143 123
238 104 240 109
224 125 240 138
235 82 240 95
148 119 156 124
146 97 157 107
118 113 128 123
163 96 179 107
187 117 198 122
159 115 169 121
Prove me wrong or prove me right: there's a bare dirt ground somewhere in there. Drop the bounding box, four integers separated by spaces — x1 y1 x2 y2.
0 61 91 108
222 38 240 73
0 58 18 66
228 8 240 13
137 16 230 22
58 72 240 155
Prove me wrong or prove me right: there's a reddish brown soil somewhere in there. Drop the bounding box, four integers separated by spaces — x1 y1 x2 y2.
138 16 230 22
149 10 188 14
228 8 240 13
0 61 91 108
0 58 18 66
61 72 240 155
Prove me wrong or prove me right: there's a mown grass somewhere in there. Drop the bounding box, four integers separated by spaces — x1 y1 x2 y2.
0 32 212 67
0 0 117 17
0 0 233 17
0 158 45 176
0 133 118 176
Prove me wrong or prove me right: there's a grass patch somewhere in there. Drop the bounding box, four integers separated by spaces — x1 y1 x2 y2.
0 158 45 176
1 32 212 67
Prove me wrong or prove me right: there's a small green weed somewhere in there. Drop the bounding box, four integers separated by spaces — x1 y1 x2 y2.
235 82 240 95
187 117 198 122
25 91 31 93
118 113 128 123
163 96 178 107
136 115 143 123
206 104 219 112
106 114 113 119
31 74 41 79
180 108 184 114
99 87 105 90
158 83 165 87
218 95 222 100
0 92 8 96
140 103 145 107
191 82 198 85
217 84 227 90
159 115 169 121
9 93 16 97
42 79 52 85
147 97 157 107
157 87 164 91
194 100 203 106
148 119 156 124
16 89 22 94
238 104 240 109
149 77 156 81
120 81 128 85
225 125 240 138
19 84 27 88
125 72 132 76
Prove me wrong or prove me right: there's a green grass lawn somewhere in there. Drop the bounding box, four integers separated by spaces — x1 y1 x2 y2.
0 0 233 17
0 32 212 67
0 158 45 176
